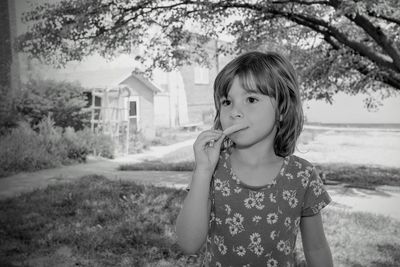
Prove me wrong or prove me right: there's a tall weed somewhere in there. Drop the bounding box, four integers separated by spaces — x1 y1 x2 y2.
0 122 60 177
0 116 115 177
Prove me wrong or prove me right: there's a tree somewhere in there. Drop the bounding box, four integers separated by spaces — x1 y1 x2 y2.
18 0 400 106
16 78 90 130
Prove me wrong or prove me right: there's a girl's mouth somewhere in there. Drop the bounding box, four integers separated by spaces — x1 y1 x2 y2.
223 123 249 135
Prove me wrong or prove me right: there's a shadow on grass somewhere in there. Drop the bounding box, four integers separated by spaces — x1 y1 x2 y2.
373 243 400 267
1 175 399 266
118 160 400 188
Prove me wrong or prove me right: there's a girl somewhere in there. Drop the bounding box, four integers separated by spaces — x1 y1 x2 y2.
176 51 333 266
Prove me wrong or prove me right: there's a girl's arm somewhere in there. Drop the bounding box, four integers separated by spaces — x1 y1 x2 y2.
300 213 333 267
176 130 225 254
176 169 212 254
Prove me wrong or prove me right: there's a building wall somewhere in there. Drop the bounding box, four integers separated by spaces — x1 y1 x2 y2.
179 40 234 124
154 93 172 127
122 76 156 139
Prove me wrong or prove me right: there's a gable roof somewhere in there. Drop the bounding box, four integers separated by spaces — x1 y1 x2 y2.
42 67 163 94
120 72 163 93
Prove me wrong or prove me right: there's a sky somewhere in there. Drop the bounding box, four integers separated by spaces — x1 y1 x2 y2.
13 0 400 124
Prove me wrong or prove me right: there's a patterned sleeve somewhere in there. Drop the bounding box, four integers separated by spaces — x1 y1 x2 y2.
301 167 332 217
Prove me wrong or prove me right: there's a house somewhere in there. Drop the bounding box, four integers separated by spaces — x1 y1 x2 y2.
85 71 164 153
28 38 234 154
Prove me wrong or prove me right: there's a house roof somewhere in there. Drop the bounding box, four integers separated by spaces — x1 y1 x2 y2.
121 72 163 93
43 67 163 93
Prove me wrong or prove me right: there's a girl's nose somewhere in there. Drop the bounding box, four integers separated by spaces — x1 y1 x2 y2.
230 106 243 119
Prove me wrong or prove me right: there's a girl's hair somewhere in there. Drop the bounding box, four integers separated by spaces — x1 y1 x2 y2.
213 51 304 157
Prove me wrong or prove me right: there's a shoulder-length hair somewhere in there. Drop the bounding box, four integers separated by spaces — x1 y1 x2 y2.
213 51 304 157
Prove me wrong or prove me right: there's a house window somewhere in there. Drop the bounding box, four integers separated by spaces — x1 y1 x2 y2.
94 96 102 120
128 97 139 133
194 66 210 84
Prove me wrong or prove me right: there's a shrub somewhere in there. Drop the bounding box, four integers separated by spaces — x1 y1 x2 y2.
15 78 90 131
0 122 60 177
77 128 115 159
128 130 150 154
63 127 89 163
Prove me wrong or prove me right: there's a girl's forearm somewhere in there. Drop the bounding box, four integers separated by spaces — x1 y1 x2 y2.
305 245 333 267
176 169 212 254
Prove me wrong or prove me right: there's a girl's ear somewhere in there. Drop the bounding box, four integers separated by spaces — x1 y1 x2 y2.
279 114 283 121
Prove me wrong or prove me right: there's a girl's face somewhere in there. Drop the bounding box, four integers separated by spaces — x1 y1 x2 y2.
219 76 277 149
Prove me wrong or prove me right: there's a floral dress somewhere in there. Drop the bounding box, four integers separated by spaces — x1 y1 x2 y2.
202 149 331 267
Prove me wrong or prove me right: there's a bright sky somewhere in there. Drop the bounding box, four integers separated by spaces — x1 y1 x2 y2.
304 92 400 123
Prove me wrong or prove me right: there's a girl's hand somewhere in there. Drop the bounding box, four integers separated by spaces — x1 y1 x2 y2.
193 130 225 176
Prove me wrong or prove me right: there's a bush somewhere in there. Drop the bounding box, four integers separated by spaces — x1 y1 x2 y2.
0 115 118 177
77 128 115 159
0 122 60 177
128 130 150 154
15 78 90 131
63 127 89 163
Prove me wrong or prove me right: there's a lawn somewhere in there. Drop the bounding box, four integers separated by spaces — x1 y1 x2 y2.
119 159 400 189
1 175 399 266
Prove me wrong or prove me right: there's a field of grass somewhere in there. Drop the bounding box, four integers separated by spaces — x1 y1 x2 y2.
119 159 400 188
1 175 399 267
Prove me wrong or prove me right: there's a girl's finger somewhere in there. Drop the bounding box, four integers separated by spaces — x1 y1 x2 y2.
196 132 223 146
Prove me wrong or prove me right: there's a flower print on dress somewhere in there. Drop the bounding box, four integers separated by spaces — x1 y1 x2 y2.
269 193 276 203
248 233 264 257
293 217 301 235
233 245 246 257
277 240 292 255
310 177 324 197
244 191 265 210
294 160 302 169
282 190 298 208
267 258 278 267
234 186 242 194
214 179 224 191
266 213 278 224
285 173 294 180
252 215 262 224
225 213 245 236
297 169 311 188
288 197 298 208
284 240 292 255
214 178 231 197
222 186 231 197
270 230 279 240
284 217 291 228
225 204 231 215
311 200 328 214
213 235 228 255
277 240 286 252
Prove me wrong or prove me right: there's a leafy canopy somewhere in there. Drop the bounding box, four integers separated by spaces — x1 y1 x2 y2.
19 0 400 106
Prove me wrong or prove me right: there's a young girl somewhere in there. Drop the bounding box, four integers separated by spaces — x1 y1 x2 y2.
176 51 333 266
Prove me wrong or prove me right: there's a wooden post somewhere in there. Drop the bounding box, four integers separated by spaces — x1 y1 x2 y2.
91 89 95 132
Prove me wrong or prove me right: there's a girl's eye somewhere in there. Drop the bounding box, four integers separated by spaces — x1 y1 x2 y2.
247 97 258 103
221 99 231 106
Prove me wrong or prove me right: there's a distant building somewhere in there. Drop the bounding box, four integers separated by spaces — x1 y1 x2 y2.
19 37 234 153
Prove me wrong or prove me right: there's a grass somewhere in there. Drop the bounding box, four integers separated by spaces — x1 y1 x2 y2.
151 127 200 147
118 159 400 188
119 160 195 172
316 163 400 189
1 175 399 267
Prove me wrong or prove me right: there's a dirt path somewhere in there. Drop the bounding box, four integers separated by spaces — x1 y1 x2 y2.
0 139 196 200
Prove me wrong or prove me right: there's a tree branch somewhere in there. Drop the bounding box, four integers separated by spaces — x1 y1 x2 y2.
367 11 400 26
345 13 400 71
